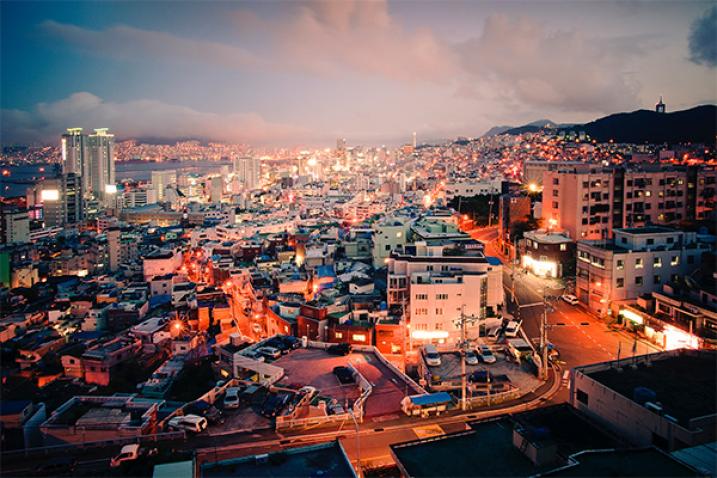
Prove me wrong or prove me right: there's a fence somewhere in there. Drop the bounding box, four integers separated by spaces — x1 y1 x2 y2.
1 430 185 461
465 388 521 409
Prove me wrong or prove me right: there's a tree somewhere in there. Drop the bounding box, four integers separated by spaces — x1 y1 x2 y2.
509 216 543 243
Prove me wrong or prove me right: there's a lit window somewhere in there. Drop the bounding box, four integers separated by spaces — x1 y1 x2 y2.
352 334 366 342
560 244 567 251
335 332 343 339
635 258 643 269
616 260 624 270
653 257 662 268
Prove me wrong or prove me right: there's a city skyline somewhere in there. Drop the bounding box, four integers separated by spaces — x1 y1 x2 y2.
2 0 716 147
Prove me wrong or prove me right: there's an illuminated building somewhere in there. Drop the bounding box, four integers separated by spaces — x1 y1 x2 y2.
233 156 261 190
520 230 574 278
151 170 177 201
444 178 503 200
41 173 84 227
542 164 717 241
87 128 116 204
61 128 88 189
387 241 504 346
0 206 30 245
576 227 711 317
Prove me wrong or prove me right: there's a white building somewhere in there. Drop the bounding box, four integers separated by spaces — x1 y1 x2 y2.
371 217 411 268
87 128 115 204
1 208 30 244
234 156 261 190
445 178 503 200
576 227 712 317
388 241 504 346
142 249 183 280
151 170 177 201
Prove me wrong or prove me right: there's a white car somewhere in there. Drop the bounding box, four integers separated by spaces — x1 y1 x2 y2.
504 320 521 338
561 294 579 306
224 387 241 409
168 414 208 433
478 345 497 364
110 444 140 468
464 350 479 365
257 346 281 359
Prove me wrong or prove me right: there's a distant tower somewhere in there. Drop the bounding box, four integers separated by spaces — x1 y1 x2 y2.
656 96 666 114
412 131 417 148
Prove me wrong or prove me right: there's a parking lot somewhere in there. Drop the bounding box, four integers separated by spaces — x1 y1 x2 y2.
422 345 542 395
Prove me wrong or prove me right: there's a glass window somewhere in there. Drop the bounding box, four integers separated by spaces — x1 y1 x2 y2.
671 256 679 266
616 278 624 288
635 276 643 285
653 257 662 268
635 258 643 269
616 259 624 270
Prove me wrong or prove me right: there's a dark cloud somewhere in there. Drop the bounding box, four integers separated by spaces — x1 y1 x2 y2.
688 6 717 67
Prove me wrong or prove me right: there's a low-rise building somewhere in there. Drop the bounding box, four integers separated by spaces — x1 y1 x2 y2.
520 230 575 278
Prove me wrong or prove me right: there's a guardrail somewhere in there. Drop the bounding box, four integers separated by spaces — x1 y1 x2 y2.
1 431 185 460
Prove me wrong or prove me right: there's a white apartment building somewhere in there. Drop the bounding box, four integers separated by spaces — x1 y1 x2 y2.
576 227 712 317
387 241 504 346
445 178 503 200
151 170 177 201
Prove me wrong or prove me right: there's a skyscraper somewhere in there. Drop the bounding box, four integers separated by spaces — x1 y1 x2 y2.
61 128 88 179
87 128 116 203
41 173 84 228
233 156 261 190
151 170 177 201
412 131 417 148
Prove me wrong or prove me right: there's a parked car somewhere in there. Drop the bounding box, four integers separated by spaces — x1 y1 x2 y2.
465 349 479 365
333 366 354 384
168 414 208 433
486 327 501 341
186 400 224 424
478 345 497 364
110 444 141 468
34 456 78 475
504 320 522 338
422 344 441 367
242 350 265 362
561 294 579 306
224 387 241 409
257 346 282 359
261 393 291 418
281 335 302 349
327 342 352 356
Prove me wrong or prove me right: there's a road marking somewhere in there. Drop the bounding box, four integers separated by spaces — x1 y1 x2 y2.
413 424 444 439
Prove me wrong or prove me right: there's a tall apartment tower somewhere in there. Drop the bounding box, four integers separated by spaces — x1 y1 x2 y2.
412 131 417 149
233 157 261 190
87 128 116 202
656 96 666 114
151 170 177 201
61 128 88 184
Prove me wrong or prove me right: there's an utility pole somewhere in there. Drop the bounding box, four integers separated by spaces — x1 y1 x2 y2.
455 305 479 411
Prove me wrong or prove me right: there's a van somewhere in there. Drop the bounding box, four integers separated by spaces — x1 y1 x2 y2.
422 345 441 367
504 320 521 338
168 414 208 433
486 327 501 341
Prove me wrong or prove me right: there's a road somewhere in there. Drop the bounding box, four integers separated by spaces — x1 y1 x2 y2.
467 225 662 402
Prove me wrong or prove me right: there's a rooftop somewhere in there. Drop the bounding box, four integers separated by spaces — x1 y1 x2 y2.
543 448 700 477
583 350 716 425
201 441 355 477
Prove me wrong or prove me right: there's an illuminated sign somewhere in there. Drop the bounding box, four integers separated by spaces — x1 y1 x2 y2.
411 330 449 340
522 255 557 278
41 189 60 201
619 309 644 325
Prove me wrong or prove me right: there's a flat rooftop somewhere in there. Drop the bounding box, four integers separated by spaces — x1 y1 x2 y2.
392 418 550 477
201 441 355 477
584 350 716 425
543 448 700 477
618 226 677 235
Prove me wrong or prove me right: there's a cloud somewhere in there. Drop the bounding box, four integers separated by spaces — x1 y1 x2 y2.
1 92 307 145
457 15 642 114
688 6 717 67
40 20 263 70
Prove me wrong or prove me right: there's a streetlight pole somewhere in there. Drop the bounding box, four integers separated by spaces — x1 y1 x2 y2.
348 409 362 477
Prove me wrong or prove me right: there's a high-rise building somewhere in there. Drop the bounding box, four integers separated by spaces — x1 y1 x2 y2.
41 173 84 228
87 128 116 203
542 164 717 240
0 207 30 244
656 96 666 114
412 131 417 149
233 157 261 190
61 128 88 186
151 170 177 201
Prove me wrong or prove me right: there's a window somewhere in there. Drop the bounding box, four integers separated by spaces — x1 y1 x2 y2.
582 181 589 188
635 258 643 269
576 389 589 405
435 308 443 315
552 201 558 208
415 294 428 300
560 244 567 251
654 275 661 284
616 259 624 270
647 238 654 245
553 178 559 185
352 334 366 342
667 237 674 244
436 294 448 300
534 242 538 250
415 308 428 316
621 237 627 244
335 332 343 339
653 257 662 268
616 278 624 288
635 276 643 285
385 245 391 251
552 190 559 197
671 256 679 266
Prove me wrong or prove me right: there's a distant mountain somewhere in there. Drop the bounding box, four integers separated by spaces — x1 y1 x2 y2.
568 105 716 145
484 105 716 145
483 125 514 137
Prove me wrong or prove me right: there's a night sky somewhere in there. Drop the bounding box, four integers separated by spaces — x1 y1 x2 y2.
2 1 715 146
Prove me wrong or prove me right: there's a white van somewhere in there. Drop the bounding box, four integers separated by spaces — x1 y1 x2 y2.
422 344 441 367
504 320 521 338
168 414 208 433
110 444 140 467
